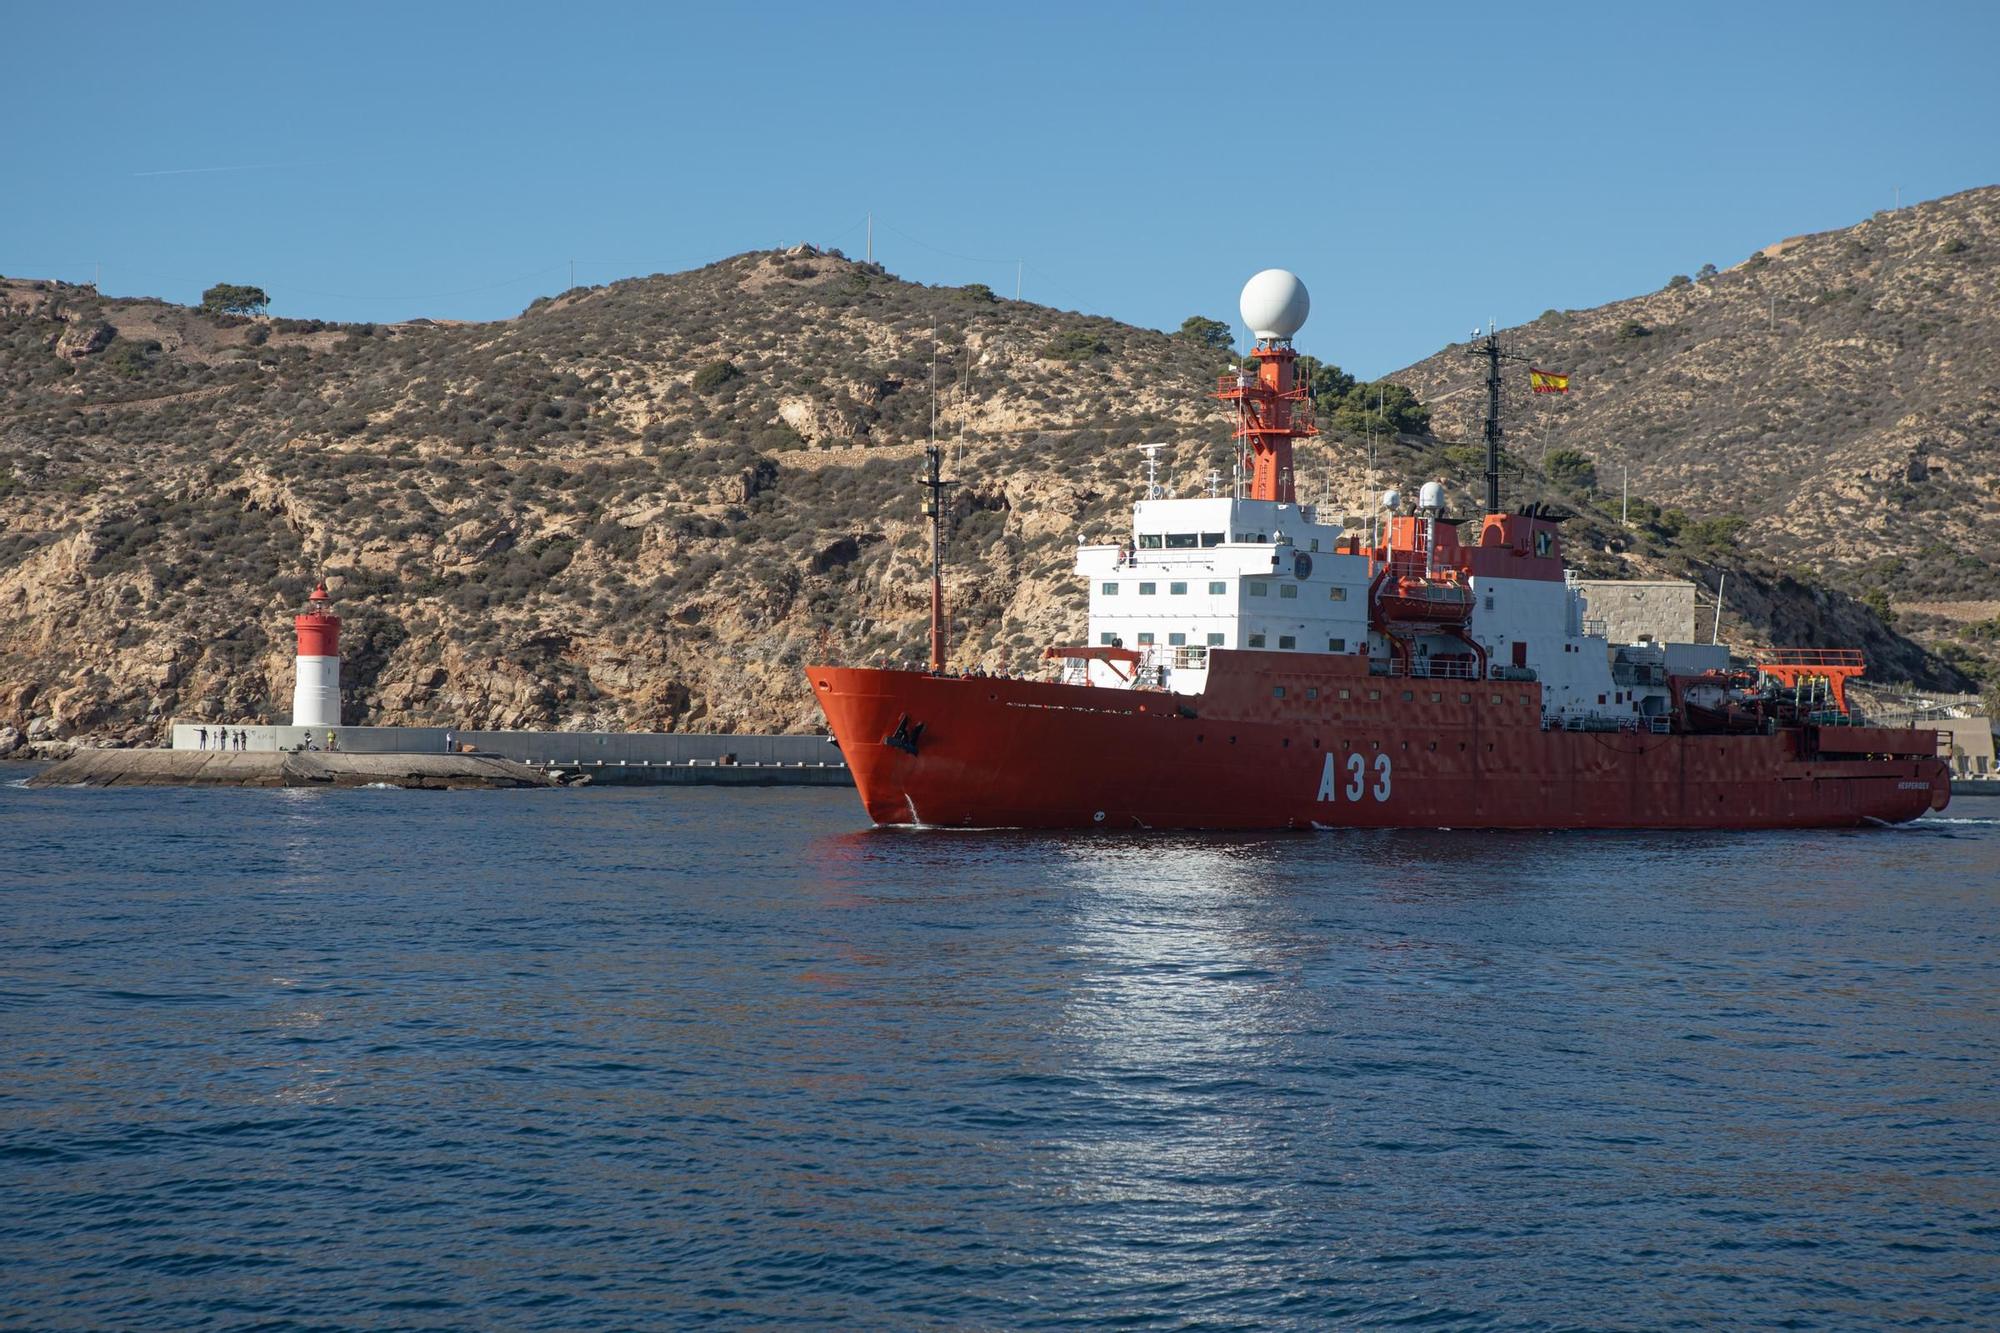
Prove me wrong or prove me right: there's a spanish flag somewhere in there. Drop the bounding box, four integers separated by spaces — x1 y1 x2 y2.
1530 368 1570 394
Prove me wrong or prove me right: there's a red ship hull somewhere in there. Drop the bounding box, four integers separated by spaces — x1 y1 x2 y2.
807 653 1950 830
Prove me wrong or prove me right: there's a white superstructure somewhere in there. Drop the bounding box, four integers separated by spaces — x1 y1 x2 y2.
1069 489 1727 729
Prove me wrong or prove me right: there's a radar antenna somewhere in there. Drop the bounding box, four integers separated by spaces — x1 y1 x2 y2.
1136 442 1169 500
1217 270 1317 504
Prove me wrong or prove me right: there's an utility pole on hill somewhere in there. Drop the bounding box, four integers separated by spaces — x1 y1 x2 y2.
1016 260 1023 301
866 213 873 264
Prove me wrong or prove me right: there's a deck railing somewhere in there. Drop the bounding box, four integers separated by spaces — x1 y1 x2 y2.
1369 657 1481 680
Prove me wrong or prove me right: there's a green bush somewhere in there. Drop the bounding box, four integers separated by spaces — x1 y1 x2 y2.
1176 315 1232 350
1043 328 1108 360
1666 274 1691 289
1545 447 1597 490
1614 319 1651 341
692 359 742 392
201 283 268 315
1297 355 1356 401
1327 380 1429 436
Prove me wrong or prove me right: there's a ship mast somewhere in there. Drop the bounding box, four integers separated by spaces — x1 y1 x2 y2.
1216 270 1316 503
920 443 956 672
1468 328 1521 516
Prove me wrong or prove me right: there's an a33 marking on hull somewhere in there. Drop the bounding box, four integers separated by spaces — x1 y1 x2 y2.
1316 750 1392 803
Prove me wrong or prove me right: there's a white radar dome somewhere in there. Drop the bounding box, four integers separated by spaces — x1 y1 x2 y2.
1419 480 1447 513
1380 488 1402 510
1239 269 1310 341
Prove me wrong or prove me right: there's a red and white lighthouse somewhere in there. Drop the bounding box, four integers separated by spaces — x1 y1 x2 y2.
291 582 341 728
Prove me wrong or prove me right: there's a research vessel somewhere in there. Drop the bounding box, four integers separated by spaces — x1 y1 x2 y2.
807 271 1950 829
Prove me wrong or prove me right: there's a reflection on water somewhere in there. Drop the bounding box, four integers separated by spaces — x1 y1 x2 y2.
2 785 1996 1329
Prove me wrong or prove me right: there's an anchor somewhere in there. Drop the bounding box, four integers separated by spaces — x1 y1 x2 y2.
883 713 925 756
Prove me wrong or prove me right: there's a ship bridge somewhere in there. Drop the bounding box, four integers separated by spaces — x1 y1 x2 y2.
1074 496 1371 693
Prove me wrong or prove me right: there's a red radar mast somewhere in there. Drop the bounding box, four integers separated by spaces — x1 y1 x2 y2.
1215 269 1317 503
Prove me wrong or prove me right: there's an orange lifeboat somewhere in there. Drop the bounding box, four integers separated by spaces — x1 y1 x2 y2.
1374 570 1474 626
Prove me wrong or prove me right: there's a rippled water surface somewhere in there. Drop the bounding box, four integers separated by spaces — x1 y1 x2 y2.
3 774 1997 1329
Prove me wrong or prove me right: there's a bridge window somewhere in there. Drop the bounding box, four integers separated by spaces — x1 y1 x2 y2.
1279 635 1297 650
1138 534 1164 549
1139 582 1156 595
1209 581 1226 594
1166 533 1199 549
1200 532 1224 547
1207 632 1224 646
1247 582 1269 597
1279 584 1299 600
1099 632 1116 645
1330 587 1348 602
1101 582 1118 595
1248 633 1267 648
1170 581 1187 595
1273 686 1286 699
1169 632 1186 646
1137 633 1155 645
1328 637 1346 652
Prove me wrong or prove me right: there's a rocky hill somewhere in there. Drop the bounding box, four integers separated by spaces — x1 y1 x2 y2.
1391 185 2000 692
0 209 1988 752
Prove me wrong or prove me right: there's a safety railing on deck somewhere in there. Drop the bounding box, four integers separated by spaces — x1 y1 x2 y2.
1368 657 1482 680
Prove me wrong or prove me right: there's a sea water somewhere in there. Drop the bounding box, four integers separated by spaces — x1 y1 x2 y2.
3 775 1996 1328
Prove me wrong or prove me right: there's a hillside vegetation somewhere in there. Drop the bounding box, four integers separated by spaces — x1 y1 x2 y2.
1392 185 2000 693
0 202 1985 748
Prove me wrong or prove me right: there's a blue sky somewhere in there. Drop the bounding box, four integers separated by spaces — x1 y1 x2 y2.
6 1 1995 376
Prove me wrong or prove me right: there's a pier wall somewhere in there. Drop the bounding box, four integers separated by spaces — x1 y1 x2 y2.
168 722 848 783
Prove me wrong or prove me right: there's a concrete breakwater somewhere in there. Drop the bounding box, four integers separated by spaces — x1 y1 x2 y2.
28 750 559 790
168 723 852 787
